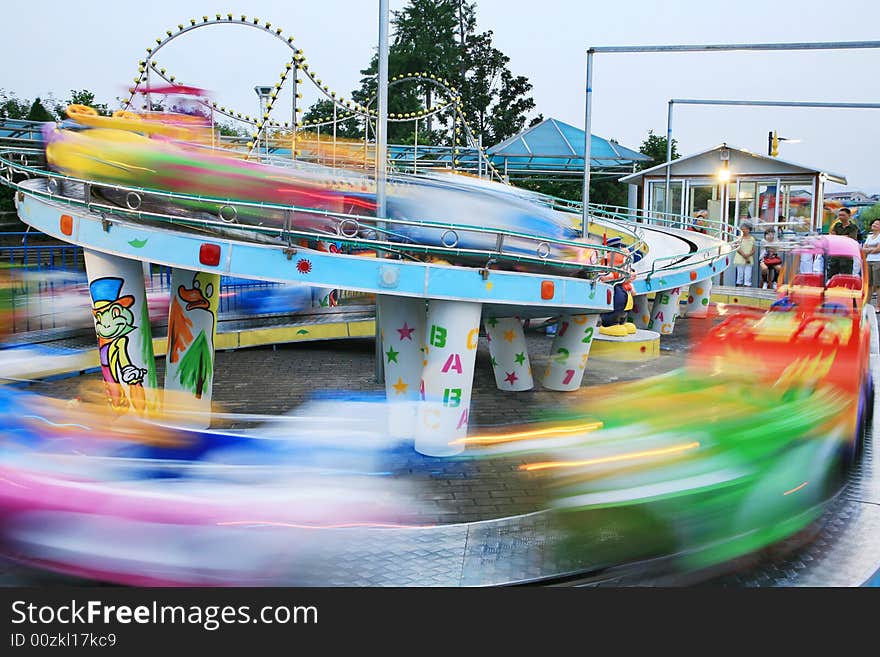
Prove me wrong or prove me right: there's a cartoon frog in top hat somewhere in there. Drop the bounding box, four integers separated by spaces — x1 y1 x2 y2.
89 277 147 408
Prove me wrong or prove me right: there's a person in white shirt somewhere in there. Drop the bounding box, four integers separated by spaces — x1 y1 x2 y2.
862 219 880 304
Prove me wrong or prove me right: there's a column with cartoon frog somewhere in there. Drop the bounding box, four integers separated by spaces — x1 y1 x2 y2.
84 250 158 414
164 268 220 427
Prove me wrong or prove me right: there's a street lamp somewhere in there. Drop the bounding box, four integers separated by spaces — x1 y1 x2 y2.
768 130 801 157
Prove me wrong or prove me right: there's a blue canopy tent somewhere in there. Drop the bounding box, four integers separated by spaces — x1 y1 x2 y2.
484 118 649 178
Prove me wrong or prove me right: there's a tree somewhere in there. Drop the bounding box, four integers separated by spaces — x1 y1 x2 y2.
858 202 880 228
215 121 246 138
391 0 461 136
25 98 56 123
347 1 538 148
637 130 678 171
64 89 109 116
301 99 360 139
0 90 31 119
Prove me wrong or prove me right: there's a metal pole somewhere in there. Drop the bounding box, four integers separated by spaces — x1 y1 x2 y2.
375 0 390 384
581 49 594 238
671 98 880 110
413 117 418 174
376 0 389 220
291 56 298 160
332 103 337 169
664 100 673 216
590 40 880 54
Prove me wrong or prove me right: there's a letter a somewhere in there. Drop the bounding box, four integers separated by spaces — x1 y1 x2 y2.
441 353 463 374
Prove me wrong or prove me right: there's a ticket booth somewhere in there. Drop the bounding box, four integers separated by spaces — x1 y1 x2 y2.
620 143 847 235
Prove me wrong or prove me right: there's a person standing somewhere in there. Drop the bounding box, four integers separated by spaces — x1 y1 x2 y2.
734 222 756 287
863 219 880 306
829 207 860 277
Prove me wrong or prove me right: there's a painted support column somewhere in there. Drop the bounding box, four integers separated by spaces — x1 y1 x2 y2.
83 250 158 414
377 295 425 439
630 294 652 329
164 269 220 427
484 316 533 392
415 300 482 457
542 314 599 391
648 287 681 335
684 278 713 318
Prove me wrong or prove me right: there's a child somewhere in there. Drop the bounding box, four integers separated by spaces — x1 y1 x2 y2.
760 228 781 289
734 222 756 287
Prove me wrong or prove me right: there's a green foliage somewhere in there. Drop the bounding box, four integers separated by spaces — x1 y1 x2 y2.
0 89 31 119
216 121 246 137
515 175 627 207
65 89 109 116
637 130 679 171
25 98 57 123
301 99 360 139
347 0 537 147
859 202 880 227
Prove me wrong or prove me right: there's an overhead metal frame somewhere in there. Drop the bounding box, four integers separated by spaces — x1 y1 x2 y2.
581 40 880 237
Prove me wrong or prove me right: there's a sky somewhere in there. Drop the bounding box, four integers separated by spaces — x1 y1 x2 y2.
2 0 878 191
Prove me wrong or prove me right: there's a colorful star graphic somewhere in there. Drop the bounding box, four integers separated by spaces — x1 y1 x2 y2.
386 346 399 363
490 356 498 367
504 371 518 386
514 352 526 365
391 377 408 395
486 316 499 328
397 322 415 341
502 329 515 343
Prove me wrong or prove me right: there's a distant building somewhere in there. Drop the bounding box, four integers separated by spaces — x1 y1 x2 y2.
825 190 873 203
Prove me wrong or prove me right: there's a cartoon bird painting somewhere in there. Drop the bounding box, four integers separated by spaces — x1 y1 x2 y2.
166 271 218 400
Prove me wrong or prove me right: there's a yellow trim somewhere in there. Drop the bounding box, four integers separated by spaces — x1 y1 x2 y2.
7 319 380 383
589 334 660 362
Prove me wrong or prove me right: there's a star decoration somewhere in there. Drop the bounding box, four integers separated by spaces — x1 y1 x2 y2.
502 329 515 343
391 377 408 395
487 316 499 328
397 322 415 341
485 281 494 292
514 352 526 365
504 371 518 386
386 346 399 363
490 356 498 367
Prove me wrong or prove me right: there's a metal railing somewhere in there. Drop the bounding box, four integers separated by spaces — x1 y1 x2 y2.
0 148 636 282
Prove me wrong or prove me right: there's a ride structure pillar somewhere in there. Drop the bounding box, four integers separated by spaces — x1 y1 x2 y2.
683 278 713 318
415 299 482 457
648 287 681 335
377 295 425 439
83 250 158 414
484 316 533 392
164 268 221 427
542 314 599 391
630 294 652 329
